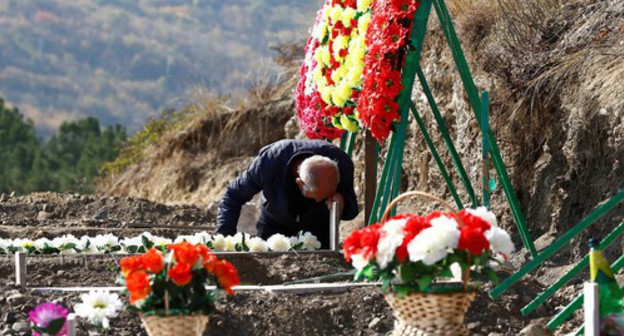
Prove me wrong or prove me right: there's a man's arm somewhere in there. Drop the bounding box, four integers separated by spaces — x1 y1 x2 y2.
216 153 272 235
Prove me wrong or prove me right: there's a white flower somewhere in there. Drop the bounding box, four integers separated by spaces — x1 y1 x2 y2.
223 236 238 251
150 235 172 248
247 237 269 252
351 253 369 271
375 218 406 269
485 227 514 257
174 234 201 245
297 232 321 251
407 217 460 265
91 234 119 252
34 238 53 252
210 234 225 251
289 235 299 247
121 236 143 250
51 234 80 254
0 239 10 253
465 207 498 227
74 290 123 329
192 231 212 245
429 215 461 250
78 236 98 253
267 234 291 252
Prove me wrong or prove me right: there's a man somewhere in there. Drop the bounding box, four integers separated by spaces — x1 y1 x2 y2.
216 139 359 248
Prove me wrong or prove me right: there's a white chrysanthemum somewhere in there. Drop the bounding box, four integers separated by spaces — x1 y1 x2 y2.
234 232 251 247
351 253 369 271
407 219 460 265
485 227 514 256
78 236 98 253
74 290 123 329
375 218 407 269
91 234 120 252
298 232 321 251
121 236 143 248
267 234 291 252
465 207 498 227
429 216 461 249
193 231 212 245
150 235 172 248
247 237 269 252
0 238 10 252
51 234 80 254
34 238 53 252
223 236 238 252
289 235 299 247
174 235 192 243
211 234 225 251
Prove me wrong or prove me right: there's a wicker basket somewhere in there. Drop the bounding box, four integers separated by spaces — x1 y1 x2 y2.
140 314 209 336
379 191 476 336
385 291 476 336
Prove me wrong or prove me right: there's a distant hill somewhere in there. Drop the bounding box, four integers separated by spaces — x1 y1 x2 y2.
0 0 320 135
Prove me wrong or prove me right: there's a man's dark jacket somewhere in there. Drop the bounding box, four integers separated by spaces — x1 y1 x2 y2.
216 139 358 248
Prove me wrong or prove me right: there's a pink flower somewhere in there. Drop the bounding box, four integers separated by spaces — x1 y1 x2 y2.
29 302 69 336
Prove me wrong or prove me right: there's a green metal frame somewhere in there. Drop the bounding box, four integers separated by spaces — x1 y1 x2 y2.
368 0 538 264
490 189 624 299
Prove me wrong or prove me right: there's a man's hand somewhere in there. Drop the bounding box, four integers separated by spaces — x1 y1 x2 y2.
326 192 344 216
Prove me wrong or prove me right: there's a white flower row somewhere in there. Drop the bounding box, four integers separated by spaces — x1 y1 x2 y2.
0 231 322 255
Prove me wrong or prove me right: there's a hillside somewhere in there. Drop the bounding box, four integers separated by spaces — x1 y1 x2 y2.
100 0 623 260
0 0 321 134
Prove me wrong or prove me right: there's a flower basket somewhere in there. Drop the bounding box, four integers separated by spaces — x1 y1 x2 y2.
119 242 240 336
344 191 515 336
384 291 476 336
140 314 209 336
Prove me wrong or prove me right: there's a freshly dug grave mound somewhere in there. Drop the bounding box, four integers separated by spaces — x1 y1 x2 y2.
0 192 214 229
0 252 352 288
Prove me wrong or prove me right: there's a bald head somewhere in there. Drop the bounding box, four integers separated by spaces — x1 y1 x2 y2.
296 155 340 202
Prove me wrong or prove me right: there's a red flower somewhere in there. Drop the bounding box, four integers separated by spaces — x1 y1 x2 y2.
458 226 490 256
142 248 164 274
168 241 201 266
126 270 151 304
205 260 240 295
343 223 382 262
168 262 193 286
458 209 492 232
120 255 145 277
396 215 430 262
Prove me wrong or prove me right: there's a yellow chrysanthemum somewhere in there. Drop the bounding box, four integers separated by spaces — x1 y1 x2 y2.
358 12 372 34
315 46 331 67
329 6 343 23
357 0 374 12
319 85 332 103
341 8 357 27
312 66 325 84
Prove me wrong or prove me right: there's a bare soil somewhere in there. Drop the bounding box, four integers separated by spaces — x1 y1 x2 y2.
0 192 548 336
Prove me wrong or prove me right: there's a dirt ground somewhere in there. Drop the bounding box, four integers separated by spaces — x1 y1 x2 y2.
0 192 563 336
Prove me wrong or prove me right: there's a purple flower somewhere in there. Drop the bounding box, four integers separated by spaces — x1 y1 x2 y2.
28 302 69 336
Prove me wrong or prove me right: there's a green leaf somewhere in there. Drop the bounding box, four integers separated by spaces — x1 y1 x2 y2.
418 274 434 291
382 277 392 292
46 317 67 335
291 242 304 251
483 267 500 284
439 268 454 279
142 236 154 249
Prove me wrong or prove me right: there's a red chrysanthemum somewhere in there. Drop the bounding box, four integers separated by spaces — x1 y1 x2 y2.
396 215 431 262
343 223 383 262
458 226 490 256
457 209 492 232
